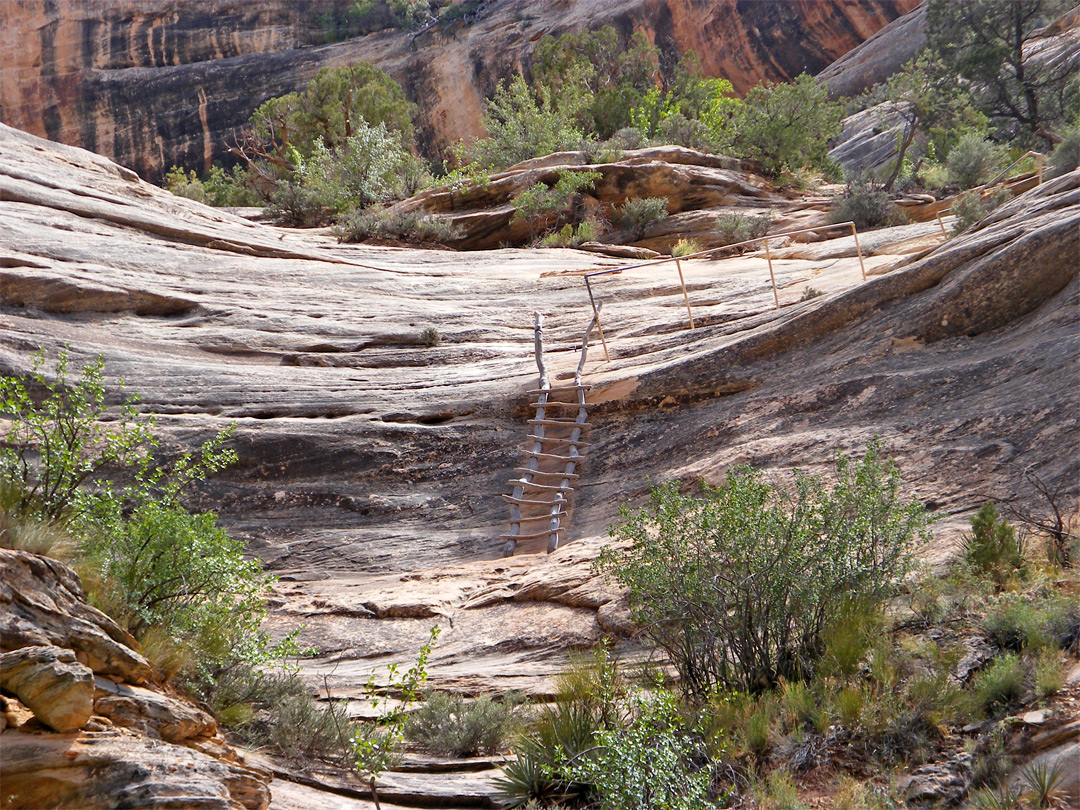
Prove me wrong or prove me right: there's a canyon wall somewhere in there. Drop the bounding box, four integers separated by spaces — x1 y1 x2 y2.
0 0 918 182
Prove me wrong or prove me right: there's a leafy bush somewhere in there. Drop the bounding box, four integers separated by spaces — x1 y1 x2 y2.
539 221 599 248
1047 124 1080 179
946 133 1005 189
972 653 1025 717
828 177 906 230
616 197 669 238
734 74 843 178
715 211 772 247
982 591 1080 653
512 168 601 242
164 165 260 207
0 350 156 522
470 75 588 171
598 440 929 699
671 238 701 258
417 327 441 348
963 503 1025 581
951 187 1013 234
566 690 714 810
334 207 462 244
294 125 423 216
404 691 523 756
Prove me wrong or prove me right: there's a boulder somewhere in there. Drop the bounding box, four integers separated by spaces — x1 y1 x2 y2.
0 646 94 733
0 549 152 684
93 677 218 744
900 751 972 806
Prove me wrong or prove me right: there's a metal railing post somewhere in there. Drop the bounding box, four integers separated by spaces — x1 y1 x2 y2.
584 276 611 362
850 223 867 281
764 239 779 310
675 259 695 329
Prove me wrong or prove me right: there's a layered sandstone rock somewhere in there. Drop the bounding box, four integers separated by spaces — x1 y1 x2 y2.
1 123 1078 805
0 0 917 181
0 544 271 809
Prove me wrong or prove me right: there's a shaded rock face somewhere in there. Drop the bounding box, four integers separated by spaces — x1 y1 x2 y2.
817 2 926 98
0 0 917 181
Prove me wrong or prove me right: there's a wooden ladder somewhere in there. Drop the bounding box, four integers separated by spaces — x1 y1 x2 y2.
502 309 600 557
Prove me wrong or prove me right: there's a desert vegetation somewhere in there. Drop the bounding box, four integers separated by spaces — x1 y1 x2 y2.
165 1 1079 251
492 443 1078 809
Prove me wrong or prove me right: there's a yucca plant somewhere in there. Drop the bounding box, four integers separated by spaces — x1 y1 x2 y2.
1021 759 1068 808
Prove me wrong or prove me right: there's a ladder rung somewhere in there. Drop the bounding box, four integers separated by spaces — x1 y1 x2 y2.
507 480 575 491
530 401 590 409
512 511 568 522
500 528 564 540
528 419 592 429
518 450 586 462
527 385 591 395
502 494 569 507
514 468 580 479
525 435 592 447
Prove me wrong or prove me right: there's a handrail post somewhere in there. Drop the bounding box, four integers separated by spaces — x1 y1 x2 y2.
584 277 611 362
764 239 779 310
850 223 867 281
675 259 695 329
935 210 948 239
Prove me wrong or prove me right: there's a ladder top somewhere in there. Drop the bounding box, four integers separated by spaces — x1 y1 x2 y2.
530 400 591 409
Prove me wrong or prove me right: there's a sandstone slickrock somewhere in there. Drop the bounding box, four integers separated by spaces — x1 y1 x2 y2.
390 146 786 251
0 0 916 180
0 645 94 733
0 548 152 684
0 728 271 810
2 124 1078 805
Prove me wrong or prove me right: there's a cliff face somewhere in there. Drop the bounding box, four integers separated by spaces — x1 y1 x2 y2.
0 0 918 182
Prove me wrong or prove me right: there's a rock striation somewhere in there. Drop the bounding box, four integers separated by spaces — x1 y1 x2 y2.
0 0 917 181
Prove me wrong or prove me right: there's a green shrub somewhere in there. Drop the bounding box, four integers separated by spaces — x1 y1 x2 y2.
946 133 1005 189
404 691 523 757
417 327 441 348
598 440 928 699
1021 760 1069 808
950 187 1013 234
963 503 1025 581
334 207 462 244
828 177 906 230
512 169 602 242
296 125 422 214
0 350 156 522
799 286 824 302
982 591 1080 653
1047 124 1080 179
1033 648 1068 698
565 690 714 810
470 75 589 170
715 211 772 247
972 653 1025 717
734 74 843 178
539 221 600 248
671 238 701 258
616 196 669 238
